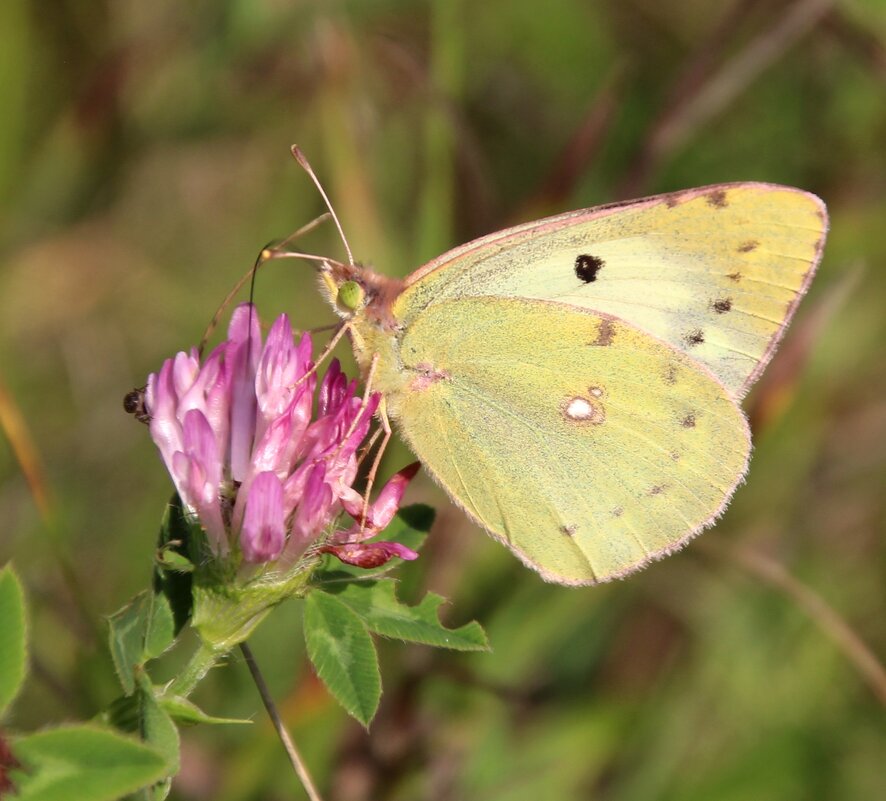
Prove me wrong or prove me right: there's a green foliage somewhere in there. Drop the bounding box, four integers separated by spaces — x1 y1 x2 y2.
328 579 489 651
153 495 197 636
303 591 381 728
107 591 174 696
0 564 26 717
11 726 167 801
158 696 251 727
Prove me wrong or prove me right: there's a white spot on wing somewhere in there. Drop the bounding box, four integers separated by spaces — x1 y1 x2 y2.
566 397 594 419
562 395 606 425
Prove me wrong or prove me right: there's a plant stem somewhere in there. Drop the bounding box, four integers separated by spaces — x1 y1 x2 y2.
166 642 222 698
240 642 324 801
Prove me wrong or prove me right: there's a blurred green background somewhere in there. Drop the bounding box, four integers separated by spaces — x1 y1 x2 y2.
1 1 884 799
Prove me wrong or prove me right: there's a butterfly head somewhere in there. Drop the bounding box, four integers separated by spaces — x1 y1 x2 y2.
319 260 404 327
319 259 367 318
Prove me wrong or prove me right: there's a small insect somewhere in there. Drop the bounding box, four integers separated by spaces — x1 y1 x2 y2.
272 148 828 585
123 387 150 424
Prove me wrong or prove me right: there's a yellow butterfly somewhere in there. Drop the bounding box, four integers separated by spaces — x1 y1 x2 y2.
289 148 827 586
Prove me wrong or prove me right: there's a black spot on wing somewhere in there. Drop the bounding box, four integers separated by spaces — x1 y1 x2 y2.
683 329 705 346
681 413 696 428
575 254 604 283
712 298 732 314
738 240 758 253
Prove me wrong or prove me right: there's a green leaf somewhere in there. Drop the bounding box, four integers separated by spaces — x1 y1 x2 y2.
107 592 175 696
11 725 167 801
143 594 174 661
107 595 144 695
312 504 436 584
155 549 193 573
303 591 380 727
0 564 26 717
153 494 196 635
159 696 251 727
134 675 179 774
330 580 489 651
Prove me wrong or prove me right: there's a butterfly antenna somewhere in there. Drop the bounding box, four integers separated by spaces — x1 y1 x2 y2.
290 144 355 267
199 213 332 355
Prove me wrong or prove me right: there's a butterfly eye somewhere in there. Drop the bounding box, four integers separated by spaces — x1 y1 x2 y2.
337 280 365 312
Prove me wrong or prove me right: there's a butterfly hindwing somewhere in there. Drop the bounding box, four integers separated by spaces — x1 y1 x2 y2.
387 296 750 585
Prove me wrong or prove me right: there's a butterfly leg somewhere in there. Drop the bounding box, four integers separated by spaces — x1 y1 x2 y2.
290 321 352 389
357 397 394 536
331 350 380 457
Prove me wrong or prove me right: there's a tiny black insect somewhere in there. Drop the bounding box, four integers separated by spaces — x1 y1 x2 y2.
123 387 150 424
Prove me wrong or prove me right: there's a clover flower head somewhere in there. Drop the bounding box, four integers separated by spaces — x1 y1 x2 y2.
144 303 418 569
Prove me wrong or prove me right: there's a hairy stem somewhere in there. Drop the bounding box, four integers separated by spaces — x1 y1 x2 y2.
165 642 222 699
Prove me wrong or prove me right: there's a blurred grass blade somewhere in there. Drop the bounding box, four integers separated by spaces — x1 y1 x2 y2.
416 0 463 262
0 564 26 717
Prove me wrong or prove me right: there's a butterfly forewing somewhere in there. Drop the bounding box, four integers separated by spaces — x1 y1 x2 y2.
398 183 826 400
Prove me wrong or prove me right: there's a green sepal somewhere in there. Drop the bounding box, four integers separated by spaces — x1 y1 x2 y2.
303 590 380 728
155 548 194 574
326 579 489 651
190 558 317 652
158 695 251 727
0 563 27 717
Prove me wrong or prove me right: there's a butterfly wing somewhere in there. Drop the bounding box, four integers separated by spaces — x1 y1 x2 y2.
387 295 750 585
398 183 827 400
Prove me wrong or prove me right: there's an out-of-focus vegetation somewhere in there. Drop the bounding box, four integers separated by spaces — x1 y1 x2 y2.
1 1 884 799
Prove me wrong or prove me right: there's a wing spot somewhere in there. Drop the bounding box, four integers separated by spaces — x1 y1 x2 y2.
588 385 605 398
563 396 605 425
706 189 728 208
561 524 577 537
738 240 758 253
681 413 696 429
727 271 742 282
649 485 666 496
664 365 678 385
670 450 680 461
590 318 616 347
612 506 624 517
683 329 705 346
575 254 604 283
712 298 732 314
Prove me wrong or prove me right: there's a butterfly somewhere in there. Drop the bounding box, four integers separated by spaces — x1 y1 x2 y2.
290 149 827 585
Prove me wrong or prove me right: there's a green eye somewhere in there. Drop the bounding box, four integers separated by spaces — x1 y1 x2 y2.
337 280 365 311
